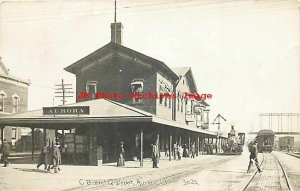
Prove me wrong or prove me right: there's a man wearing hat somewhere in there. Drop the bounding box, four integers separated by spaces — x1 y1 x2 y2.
117 141 125 167
247 138 262 173
52 142 61 173
1 139 10 167
37 142 49 170
151 140 159 168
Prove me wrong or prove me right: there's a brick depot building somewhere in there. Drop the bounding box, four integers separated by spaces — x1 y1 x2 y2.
0 22 225 165
0 57 30 149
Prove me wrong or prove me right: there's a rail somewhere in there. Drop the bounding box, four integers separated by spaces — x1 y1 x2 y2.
240 153 293 191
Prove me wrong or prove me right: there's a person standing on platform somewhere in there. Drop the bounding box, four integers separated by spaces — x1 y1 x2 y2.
152 140 159 168
164 144 169 157
182 143 188 157
52 142 61 173
117 142 125 167
173 142 178 160
247 139 262 173
37 142 49 170
1 139 10 167
190 142 196 158
177 145 182 160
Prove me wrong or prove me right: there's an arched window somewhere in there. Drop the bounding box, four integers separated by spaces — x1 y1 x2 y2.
12 93 20 113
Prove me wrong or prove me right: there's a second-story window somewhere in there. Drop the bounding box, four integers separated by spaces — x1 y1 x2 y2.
86 81 98 99
12 128 17 139
12 94 20 113
131 79 144 104
185 99 195 122
177 98 180 111
164 97 167 107
159 85 164 105
0 91 6 112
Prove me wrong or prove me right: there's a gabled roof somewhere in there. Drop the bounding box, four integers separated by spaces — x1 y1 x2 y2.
0 58 30 85
171 67 190 77
0 58 9 75
171 67 197 92
65 41 178 82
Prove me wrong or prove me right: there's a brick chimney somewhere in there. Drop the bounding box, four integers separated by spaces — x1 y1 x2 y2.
111 22 123 45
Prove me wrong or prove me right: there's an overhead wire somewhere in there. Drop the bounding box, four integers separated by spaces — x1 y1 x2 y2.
0 0 298 24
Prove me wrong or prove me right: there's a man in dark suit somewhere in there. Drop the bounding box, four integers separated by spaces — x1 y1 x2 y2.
247 139 262 173
37 142 49 170
152 140 159 168
1 139 10 167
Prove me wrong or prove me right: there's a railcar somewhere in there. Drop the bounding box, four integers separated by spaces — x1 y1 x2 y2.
278 136 294 151
256 129 275 153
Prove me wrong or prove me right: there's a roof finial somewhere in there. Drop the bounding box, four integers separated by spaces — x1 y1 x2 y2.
114 0 117 23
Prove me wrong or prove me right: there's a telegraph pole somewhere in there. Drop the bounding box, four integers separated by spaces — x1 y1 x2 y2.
114 0 117 43
54 79 73 105
212 114 226 131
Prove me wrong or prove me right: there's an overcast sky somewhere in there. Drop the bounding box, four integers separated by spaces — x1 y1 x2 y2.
0 0 299 133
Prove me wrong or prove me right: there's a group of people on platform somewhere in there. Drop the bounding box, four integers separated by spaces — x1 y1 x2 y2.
37 141 62 173
164 142 197 160
1 136 263 174
0 139 61 173
115 140 218 168
116 140 161 168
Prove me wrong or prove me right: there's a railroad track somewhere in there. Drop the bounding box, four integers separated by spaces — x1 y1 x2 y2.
240 153 294 191
286 152 300 159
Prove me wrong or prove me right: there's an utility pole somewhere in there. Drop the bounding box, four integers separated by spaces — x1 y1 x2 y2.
212 114 226 131
114 0 117 43
54 79 73 105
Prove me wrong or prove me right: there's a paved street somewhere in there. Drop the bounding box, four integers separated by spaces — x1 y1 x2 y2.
0 149 263 191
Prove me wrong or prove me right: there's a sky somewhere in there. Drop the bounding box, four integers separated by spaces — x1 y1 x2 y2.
0 0 299 133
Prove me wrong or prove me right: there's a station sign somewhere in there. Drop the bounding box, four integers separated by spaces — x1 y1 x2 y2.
43 106 90 115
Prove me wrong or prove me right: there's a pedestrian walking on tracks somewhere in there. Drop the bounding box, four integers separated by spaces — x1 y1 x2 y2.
1 139 10 167
247 139 262 173
152 140 159 168
37 142 49 170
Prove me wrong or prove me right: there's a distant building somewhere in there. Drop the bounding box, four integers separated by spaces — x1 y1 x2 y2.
0 57 30 149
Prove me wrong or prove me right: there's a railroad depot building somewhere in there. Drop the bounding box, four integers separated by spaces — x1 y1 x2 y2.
0 22 224 165
0 57 30 150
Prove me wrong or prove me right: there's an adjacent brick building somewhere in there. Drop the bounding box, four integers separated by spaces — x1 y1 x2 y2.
0 57 30 149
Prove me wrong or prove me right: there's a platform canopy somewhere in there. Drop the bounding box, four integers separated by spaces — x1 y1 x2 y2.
0 98 220 137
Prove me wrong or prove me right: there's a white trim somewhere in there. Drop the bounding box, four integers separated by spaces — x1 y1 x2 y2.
0 90 7 97
86 81 98 91
12 93 20 100
0 90 6 112
0 76 30 87
12 93 20 113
